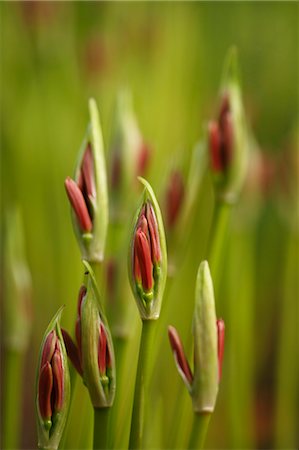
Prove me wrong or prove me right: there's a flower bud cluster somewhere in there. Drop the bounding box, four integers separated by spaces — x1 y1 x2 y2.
129 177 167 320
36 308 70 450
64 98 108 262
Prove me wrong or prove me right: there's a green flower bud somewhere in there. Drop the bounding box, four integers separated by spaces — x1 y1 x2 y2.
192 261 218 412
208 47 249 204
168 261 225 414
80 261 116 407
65 98 108 262
36 307 70 450
128 177 167 320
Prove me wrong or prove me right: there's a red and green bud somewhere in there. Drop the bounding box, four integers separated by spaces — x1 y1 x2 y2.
168 261 225 413
216 319 225 381
208 48 249 204
61 267 115 408
129 177 167 320
168 326 193 389
64 98 108 262
80 261 115 407
36 307 70 450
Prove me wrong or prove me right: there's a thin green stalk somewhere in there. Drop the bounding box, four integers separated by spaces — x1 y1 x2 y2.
129 320 155 450
188 413 211 450
61 374 93 449
108 337 128 449
2 350 24 450
93 407 110 450
207 200 231 294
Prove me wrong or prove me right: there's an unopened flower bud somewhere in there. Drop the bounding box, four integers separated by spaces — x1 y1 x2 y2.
129 177 167 320
168 326 193 388
65 98 108 262
79 261 116 407
208 48 249 204
36 307 70 450
168 261 225 414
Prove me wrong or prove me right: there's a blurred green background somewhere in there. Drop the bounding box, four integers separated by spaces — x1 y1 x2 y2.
1 2 298 449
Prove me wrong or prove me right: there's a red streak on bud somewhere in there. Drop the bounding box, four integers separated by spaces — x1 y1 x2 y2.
41 330 56 369
38 362 53 421
217 319 225 381
145 203 161 263
81 144 96 198
165 171 185 229
209 121 222 172
133 244 142 283
209 94 234 174
98 323 108 375
168 326 193 385
64 177 93 232
137 142 150 177
61 328 83 376
75 318 82 361
219 93 230 123
220 112 233 169
77 286 87 318
134 229 153 291
52 346 64 411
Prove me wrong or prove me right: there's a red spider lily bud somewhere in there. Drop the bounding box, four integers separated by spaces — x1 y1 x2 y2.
65 176 93 233
134 229 154 292
168 326 193 387
36 307 70 450
129 178 167 320
80 261 116 408
61 329 83 377
65 98 108 262
38 332 65 425
40 330 56 368
168 262 224 414
208 48 249 204
208 96 234 175
38 362 53 427
209 121 222 173
165 170 185 229
217 319 225 381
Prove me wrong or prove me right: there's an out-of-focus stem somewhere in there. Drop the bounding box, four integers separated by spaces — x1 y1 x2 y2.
274 231 298 448
93 407 110 450
129 320 155 449
188 413 211 449
207 200 231 294
2 350 24 450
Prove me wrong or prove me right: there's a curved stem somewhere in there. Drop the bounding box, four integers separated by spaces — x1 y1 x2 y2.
93 407 110 450
129 320 155 450
188 413 211 450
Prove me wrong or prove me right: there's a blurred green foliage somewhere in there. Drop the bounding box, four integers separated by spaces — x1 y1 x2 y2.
1 2 298 449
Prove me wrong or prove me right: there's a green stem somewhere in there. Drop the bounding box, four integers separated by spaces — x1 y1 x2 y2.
129 320 155 450
207 200 231 293
188 413 211 450
93 407 110 450
2 350 24 450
